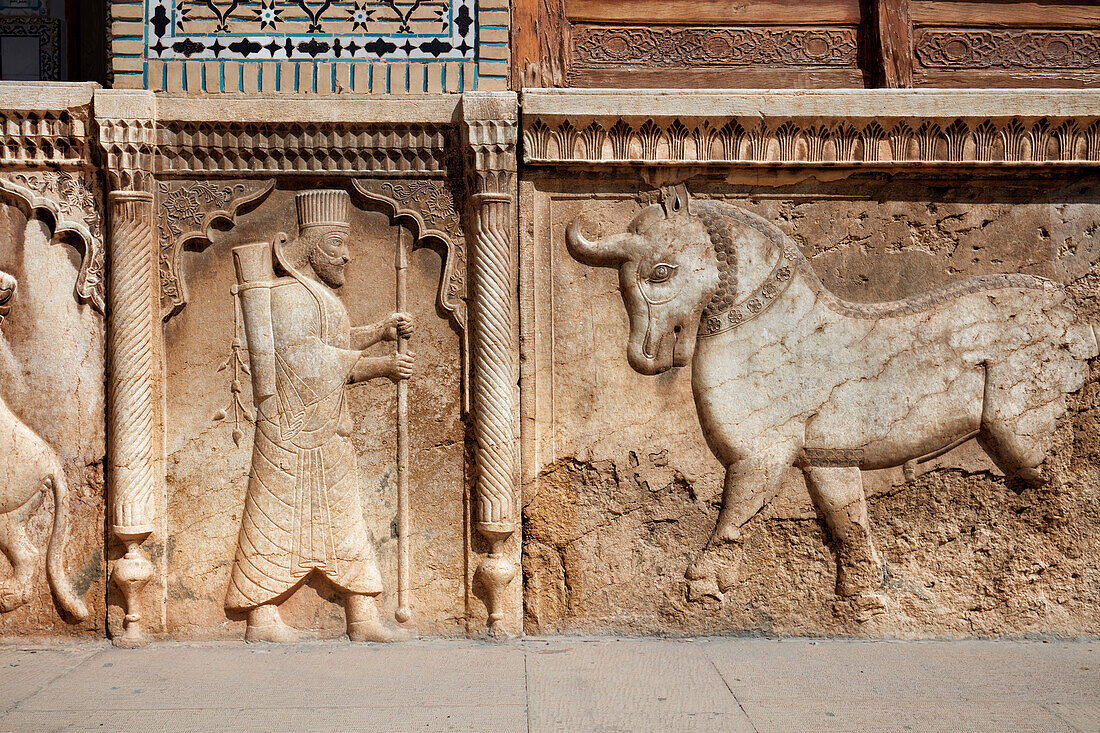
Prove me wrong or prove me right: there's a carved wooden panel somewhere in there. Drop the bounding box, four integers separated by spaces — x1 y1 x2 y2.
513 0 1100 89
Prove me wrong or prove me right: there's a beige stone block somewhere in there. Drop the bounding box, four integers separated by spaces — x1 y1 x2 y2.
480 44 509 62
314 62 334 94
444 62 461 94
369 63 388 95
112 3 144 20
480 27 509 44
111 38 144 57
166 62 185 94
108 72 143 89
425 63 443 95
242 64 261 94
259 62 277 94
112 57 144 74
184 61 203 94
276 62 296 93
334 62 352 94
461 61 476 92
109 20 144 39
350 63 370 93
477 70 508 92
204 61 222 93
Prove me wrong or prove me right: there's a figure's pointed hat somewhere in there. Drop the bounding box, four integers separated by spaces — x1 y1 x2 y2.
296 189 350 230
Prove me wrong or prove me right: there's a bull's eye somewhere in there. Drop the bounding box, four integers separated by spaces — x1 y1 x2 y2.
649 263 677 283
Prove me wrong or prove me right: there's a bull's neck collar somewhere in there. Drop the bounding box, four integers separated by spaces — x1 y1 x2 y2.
699 245 798 337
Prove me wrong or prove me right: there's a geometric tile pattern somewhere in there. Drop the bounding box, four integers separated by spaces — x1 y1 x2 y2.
111 0 509 94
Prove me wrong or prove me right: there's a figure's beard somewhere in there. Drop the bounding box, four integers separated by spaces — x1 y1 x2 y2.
311 257 346 288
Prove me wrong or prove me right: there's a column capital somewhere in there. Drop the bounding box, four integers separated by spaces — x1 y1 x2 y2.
93 89 157 193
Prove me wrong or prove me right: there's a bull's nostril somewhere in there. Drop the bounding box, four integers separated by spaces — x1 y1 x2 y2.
674 325 681 334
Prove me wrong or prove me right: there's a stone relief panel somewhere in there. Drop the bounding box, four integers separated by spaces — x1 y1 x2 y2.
0 201 104 636
521 172 1100 636
163 186 467 639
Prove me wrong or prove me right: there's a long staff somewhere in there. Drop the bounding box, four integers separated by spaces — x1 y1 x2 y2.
395 226 412 624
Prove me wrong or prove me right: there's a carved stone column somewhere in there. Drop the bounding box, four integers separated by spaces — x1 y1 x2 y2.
462 93 520 633
96 90 160 647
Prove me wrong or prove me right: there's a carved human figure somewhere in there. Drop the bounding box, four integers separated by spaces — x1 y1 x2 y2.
226 190 414 642
0 269 88 621
567 186 1097 611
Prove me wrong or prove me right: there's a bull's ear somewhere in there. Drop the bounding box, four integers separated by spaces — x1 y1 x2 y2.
660 184 691 217
565 219 635 267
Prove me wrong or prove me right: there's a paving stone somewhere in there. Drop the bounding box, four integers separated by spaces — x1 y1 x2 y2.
525 638 754 733
703 638 1100 702
0 644 104 714
12 641 525 712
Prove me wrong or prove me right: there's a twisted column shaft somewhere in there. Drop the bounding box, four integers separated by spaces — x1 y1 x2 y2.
108 191 157 539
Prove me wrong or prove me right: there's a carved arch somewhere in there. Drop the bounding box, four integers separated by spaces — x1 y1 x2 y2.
0 171 104 312
352 177 469 411
157 180 276 320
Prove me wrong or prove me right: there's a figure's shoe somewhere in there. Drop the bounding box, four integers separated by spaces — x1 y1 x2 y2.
345 593 414 642
347 619 413 642
245 604 304 643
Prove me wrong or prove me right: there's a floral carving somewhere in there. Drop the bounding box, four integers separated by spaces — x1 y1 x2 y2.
0 170 104 311
916 29 1100 70
352 178 467 331
157 180 275 319
572 25 858 69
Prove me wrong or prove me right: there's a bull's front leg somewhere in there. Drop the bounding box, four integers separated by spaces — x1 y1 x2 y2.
685 439 802 602
712 438 802 545
802 466 886 618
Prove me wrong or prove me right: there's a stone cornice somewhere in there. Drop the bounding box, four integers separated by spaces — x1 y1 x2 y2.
521 89 1100 167
0 82 96 168
155 95 461 177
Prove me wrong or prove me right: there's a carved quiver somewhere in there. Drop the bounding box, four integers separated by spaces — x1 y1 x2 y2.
232 242 277 403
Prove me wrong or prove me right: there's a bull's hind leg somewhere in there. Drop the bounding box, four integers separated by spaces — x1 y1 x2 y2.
979 375 1054 486
803 466 884 604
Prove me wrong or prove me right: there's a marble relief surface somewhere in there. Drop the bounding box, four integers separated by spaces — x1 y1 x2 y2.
0 203 104 636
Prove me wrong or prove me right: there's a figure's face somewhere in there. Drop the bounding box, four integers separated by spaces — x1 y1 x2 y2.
305 225 351 287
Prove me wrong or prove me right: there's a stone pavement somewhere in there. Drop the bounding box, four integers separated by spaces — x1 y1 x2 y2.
0 637 1096 732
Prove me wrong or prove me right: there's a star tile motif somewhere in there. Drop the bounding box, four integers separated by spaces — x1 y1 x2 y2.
146 0 479 63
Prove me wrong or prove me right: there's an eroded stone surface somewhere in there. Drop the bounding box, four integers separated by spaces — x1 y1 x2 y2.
522 172 1100 636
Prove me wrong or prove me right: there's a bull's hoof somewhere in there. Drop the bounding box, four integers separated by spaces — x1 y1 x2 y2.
0 584 30 613
687 577 723 605
853 592 889 622
711 524 742 544
686 542 744 603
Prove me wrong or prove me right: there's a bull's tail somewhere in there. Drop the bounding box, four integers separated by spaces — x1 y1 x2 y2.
45 468 88 621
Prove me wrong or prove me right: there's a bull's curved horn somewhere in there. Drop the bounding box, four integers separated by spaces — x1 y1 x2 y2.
566 219 633 266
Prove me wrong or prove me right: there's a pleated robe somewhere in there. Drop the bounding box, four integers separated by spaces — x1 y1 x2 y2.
226 275 382 611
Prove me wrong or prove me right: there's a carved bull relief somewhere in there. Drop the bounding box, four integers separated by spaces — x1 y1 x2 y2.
566 185 1097 612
